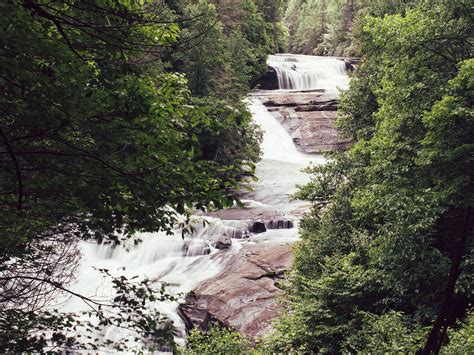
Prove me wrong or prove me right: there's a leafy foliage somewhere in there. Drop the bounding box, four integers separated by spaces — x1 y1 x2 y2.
344 311 429 353
284 0 435 56
173 0 287 100
264 1 473 353
442 311 474 353
1 269 178 352
184 323 249 354
0 0 286 351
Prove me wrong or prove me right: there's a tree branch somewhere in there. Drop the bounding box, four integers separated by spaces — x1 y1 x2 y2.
22 0 85 60
0 128 23 211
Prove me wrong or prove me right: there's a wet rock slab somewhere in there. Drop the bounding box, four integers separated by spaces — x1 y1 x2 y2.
252 90 352 153
178 242 293 342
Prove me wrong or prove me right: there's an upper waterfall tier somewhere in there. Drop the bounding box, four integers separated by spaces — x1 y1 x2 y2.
267 54 349 94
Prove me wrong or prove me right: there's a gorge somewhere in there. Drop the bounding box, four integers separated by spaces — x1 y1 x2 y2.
3 1 471 352
2 1 472 352
64 54 351 349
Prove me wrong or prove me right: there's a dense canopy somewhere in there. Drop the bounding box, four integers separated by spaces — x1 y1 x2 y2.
0 0 472 352
264 0 473 353
0 0 286 351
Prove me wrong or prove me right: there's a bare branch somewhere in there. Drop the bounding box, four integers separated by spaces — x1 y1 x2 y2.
0 128 23 211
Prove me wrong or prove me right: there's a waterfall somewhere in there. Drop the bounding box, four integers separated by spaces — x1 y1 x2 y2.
61 218 236 350
249 98 318 166
62 53 347 352
267 54 349 94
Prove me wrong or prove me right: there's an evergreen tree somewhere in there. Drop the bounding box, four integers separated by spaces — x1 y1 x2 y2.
175 0 225 97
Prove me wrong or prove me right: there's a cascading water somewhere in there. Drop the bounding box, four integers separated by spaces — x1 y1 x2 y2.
63 53 348 352
268 53 349 94
246 99 323 211
61 219 237 350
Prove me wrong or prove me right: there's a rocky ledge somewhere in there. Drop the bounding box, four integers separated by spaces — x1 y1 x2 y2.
253 90 352 153
178 241 293 342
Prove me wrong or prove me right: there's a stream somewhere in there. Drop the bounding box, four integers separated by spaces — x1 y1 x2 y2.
62 54 349 351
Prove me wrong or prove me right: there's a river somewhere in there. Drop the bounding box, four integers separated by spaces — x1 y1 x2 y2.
63 54 349 351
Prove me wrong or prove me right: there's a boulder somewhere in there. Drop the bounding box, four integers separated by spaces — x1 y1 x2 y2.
251 221 266 234
211 234 232 250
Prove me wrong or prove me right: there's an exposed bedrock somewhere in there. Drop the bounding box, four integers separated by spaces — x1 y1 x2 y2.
253 90 352 153
178 56 355 342
259 66 280 90
178 242 293 342
179 191 298 342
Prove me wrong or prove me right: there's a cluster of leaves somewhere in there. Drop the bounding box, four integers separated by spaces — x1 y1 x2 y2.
262 0 473 353
1 268 178 352
183 323 250 354
443 311 474 353
0 0 284 351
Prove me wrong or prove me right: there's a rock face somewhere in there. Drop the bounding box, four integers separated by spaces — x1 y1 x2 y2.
253 56 359 153
178 242 293 342
211 234 232 250
254 90 352 153
177 56 356 344
258 66 279 90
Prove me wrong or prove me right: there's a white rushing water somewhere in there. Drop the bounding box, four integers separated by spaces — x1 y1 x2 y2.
61 219 234 351
246 98 324 212
63 53 348 352
267 53 349 94
250 99 316 166
63 99 317 351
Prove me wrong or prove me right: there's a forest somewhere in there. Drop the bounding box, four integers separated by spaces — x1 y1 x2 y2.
0 0 472 353
267 1 473 353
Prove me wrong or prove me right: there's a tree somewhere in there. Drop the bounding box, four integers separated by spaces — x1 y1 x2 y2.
284 0 303 52
419 58 474 354
284 0 422 56
174 0 225 97
264 1 473 352
173 0 287 98
0 0 261 351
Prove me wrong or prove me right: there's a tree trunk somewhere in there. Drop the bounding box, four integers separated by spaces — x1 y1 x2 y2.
421 208 472 354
